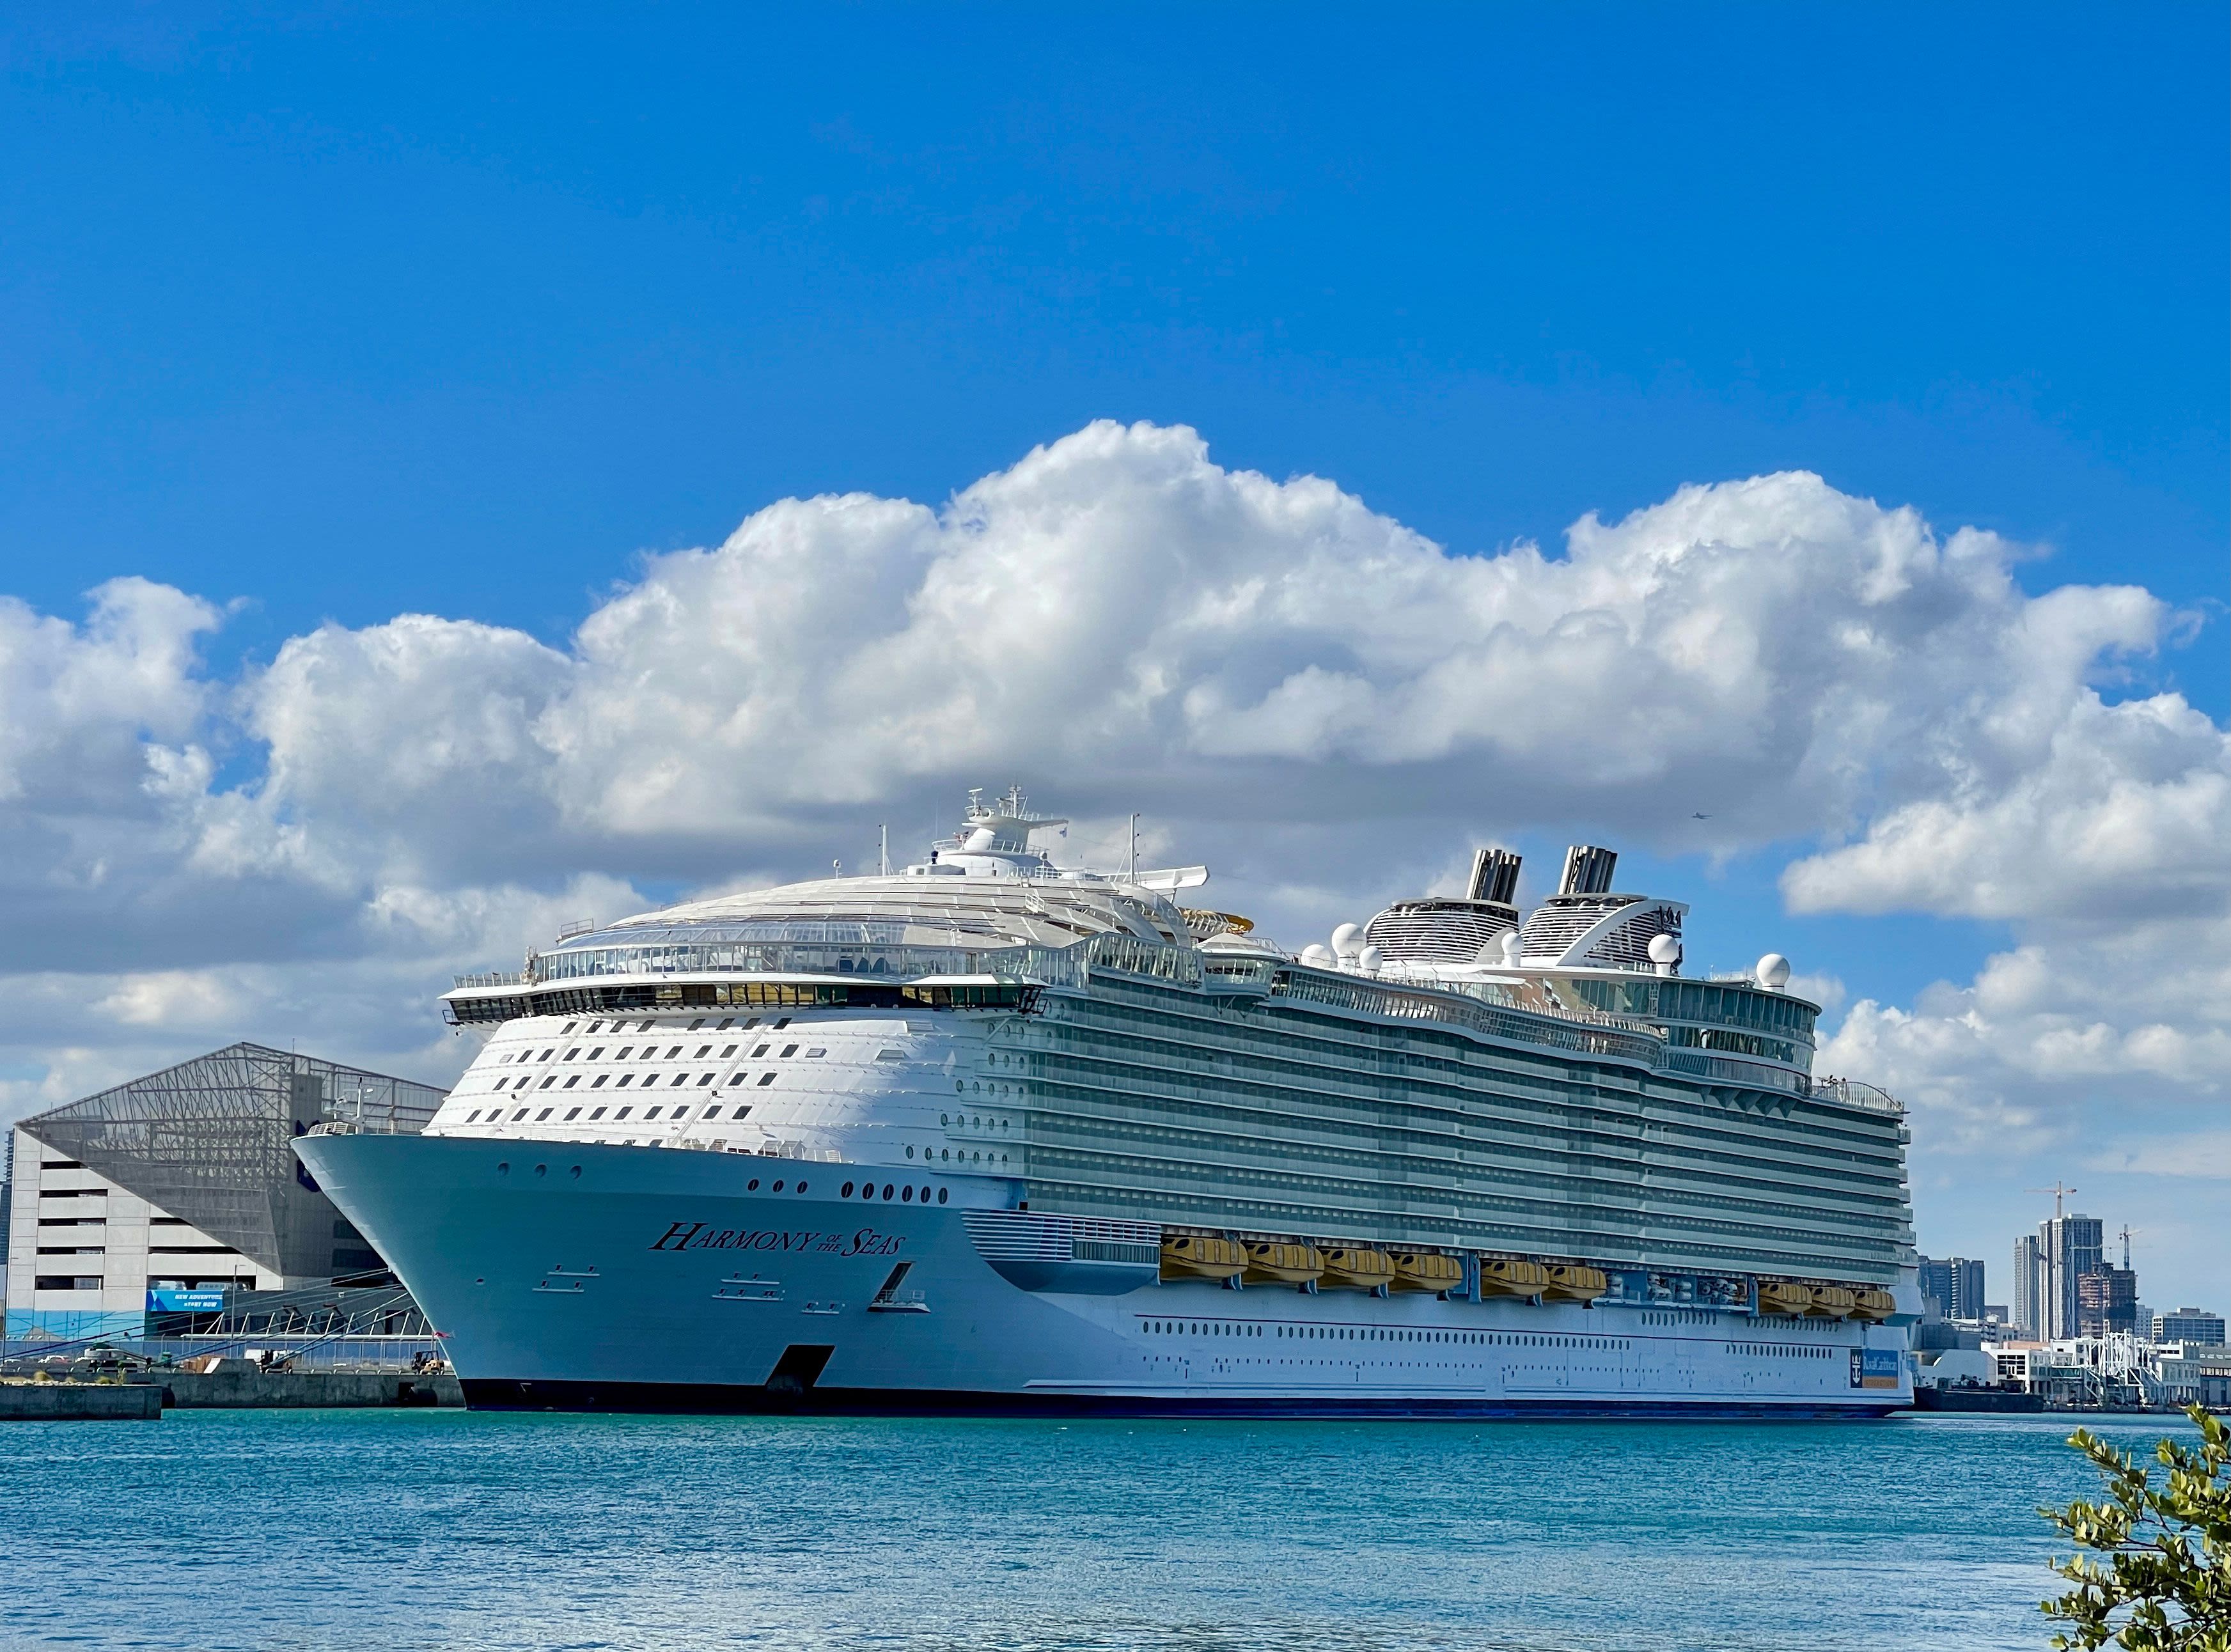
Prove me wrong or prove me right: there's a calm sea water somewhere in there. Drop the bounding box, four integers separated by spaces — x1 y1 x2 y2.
0 1409 2198 1652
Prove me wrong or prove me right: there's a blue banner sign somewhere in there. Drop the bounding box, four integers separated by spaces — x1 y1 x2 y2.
146 1289 227 1313
1849 1348 1903 1390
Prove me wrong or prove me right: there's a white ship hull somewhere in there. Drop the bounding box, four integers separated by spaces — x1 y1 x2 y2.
299 1133 1911 1417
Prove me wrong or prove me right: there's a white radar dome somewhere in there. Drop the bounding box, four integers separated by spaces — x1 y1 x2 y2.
1300 943 1335 967
1496 928 1523 964
1357 944 1383 972
1755 953 1792 990
1647 933 1682 966
1330 923 1365 957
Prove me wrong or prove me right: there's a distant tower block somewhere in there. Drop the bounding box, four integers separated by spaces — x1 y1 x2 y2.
1559 844 1618 896
1466 848 1522 907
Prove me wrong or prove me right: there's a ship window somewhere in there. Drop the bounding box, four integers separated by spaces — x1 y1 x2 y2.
536 1109 553 1121
562 1022 577 1034
906 1147 915 1159
704 1105 721 1120
671 1073 688 1087
616 1075 633 1087
781 1045 800 1058
637 1020 654 1032
901 1186 913 1201
747 1179 760 1191
753 1045 771 1057
881 1185 895 1200
695 1046 710 1059
940 1148 949 1161
614 1107 632 1120
940 1113 948 1125
689 1018 705 1030
466 1110 481 1123
697 1073 715 1086
591 1075 609 1089
512 1108 529 1121
588 1048 605 1060
774 1017 791 1029
615 1047 632 1059
877 1049 904 1061
563 1077 579 1089
564 1048 581 1061
673 1106 691 1120
722 1045 737 1057
538 1050 554 1061
645 1107 663 1120
937 1188 947 1203
666 1046 683 1059
806 1048 826 1059
590 1107 607 1120
758 1073 776 1087
564 1108 582 1121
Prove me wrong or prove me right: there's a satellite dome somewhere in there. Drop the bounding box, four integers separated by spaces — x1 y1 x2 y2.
1647 933 1682 966
1755 953 1792 989
1497 928 1523 964
1357 944 1383 972
1330 923 1365 957
1300 943 1335 967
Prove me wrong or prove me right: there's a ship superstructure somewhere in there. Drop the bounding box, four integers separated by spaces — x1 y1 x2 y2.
300 788 1918 1415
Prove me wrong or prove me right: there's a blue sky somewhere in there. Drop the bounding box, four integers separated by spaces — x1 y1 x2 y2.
2 7 2225 1308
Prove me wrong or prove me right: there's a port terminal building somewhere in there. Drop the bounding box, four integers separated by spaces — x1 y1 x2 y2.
3 1043 444 1344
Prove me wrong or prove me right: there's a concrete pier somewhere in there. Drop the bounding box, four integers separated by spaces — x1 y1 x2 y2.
136 1370 465 1408
1 1382 166 1421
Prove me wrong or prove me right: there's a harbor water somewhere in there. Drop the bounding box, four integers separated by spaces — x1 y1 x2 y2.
1 1410 2198 1651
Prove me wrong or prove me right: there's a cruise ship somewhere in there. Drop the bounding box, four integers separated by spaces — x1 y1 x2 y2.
298 790 1918 1416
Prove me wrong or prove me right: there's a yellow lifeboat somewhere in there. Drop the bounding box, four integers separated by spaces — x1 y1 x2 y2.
1160 1234 1246 1282
1390 1252 1464 1294
1808 1286 1858 1320
1478 1258 1550 1298
1850 1288 1895 1321
1318 1247 1397 1291
1543 1264 1609 1303
1242 1241 1325 1286
1757 1281 1814 1317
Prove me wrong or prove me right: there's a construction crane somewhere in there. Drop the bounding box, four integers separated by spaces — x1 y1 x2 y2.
2118 1224 2141 1270
2027 1182 2078 1219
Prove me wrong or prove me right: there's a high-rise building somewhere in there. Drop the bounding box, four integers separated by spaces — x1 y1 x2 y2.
2012 1235 2044 1339
1918 1255 1987 1321
2077 1266 2138 1337
2153 1308 2228 1347
2038 1213 2104 1340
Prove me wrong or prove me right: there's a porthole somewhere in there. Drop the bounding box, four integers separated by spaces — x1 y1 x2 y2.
772 1180 785 1192
496 1162 510 1175
937 1188 948 1203
747 1178 760 1191
902 1185 914 1202
882 1184 895 1200
906 1147 916 1159
533 1164 547 1178
918 1187 929 1201
842 1182 856 1197
796 1181 808 1193
941 1112 949 1125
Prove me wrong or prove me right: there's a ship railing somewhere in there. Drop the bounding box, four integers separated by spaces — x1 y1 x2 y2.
453 970 528 989
1805 1075 1906 1115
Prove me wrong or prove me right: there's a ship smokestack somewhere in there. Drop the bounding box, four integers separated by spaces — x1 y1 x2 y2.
1466 848 1521 907
1558 845 1617 896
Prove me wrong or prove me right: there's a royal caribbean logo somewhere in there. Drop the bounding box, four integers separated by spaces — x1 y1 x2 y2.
648 1221 905 1258
1849 1348 1902 1390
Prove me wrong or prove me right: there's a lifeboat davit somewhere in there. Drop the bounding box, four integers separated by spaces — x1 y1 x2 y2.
1390 1252 1464 1294
1757 1282 1814 1317
1543 1264 1608 1303
1318 1247 1397 1291
1850 1288 1895 1321
1160 1234 1246 1282
1808 1286 1858 1319
1242 1241 1325 1286
1478 1258 1550 1298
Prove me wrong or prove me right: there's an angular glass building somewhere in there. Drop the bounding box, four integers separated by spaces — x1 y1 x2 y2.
3 1043 444 1341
